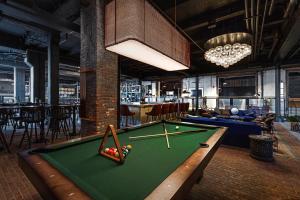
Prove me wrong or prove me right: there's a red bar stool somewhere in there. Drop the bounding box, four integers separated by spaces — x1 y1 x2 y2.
175 103 181 117
184 102 190 115
146 104 162 122
168 103 175 119
161 104 170 120
179 103 185 117
120 105 135 127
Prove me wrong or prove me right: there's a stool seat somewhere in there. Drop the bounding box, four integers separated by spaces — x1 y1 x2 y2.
146 104 162 122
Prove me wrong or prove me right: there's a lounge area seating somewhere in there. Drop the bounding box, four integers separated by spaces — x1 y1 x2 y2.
196 108 257 122
182 115 262 148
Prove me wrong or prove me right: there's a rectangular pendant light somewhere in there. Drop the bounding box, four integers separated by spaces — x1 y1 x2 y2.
105 0 190 71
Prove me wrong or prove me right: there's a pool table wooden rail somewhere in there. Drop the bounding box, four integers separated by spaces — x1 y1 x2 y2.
18 121 227 200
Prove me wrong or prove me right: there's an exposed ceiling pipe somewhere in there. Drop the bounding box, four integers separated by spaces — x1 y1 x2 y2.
268 32 279 58
251 0 255 33
288 46 300 59
283 0 297 18
250 0 255 60
258 0 269 55
268 0 275 16
244 0 250 30
0 0 80 33
184 10 245 32
254 0 260 59
264 19 285 27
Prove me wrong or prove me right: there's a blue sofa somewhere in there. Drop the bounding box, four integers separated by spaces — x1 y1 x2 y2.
182 116 262 148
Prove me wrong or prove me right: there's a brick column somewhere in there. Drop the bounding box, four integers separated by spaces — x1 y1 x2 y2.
80 0 118 134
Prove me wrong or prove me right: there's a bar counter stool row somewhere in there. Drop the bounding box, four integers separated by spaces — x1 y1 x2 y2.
147 103 189 121
120 103 189 127
145 103 189 122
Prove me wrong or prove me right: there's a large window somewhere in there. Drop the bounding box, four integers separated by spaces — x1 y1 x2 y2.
288 72 300 98
219 76 256 97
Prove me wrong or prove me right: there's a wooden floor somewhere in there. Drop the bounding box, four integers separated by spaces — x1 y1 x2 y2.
0 123 300 200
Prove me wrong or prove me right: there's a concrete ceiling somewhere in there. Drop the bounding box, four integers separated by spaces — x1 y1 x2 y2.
0 0 299 79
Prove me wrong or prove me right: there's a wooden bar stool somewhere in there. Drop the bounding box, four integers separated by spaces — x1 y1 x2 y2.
146 104 162 122
120 105 135 127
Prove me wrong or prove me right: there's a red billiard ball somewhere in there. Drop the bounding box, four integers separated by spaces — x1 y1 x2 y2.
108 149 114 155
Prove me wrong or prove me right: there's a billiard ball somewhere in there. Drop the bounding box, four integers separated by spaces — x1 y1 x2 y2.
114 152 119 158
108 149 114 155
104 148 109 153
127 145 132 150
175 126 179 130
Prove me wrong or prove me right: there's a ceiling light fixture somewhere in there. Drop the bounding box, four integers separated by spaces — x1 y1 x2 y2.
105 0 190 71
204 32 252 68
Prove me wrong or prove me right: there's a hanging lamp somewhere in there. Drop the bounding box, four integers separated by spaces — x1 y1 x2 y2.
105 0 190 71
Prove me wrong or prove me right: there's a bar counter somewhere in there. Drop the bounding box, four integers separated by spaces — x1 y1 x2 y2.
122 102 177 124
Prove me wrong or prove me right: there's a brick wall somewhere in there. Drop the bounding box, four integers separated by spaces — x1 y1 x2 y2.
80 0 118 134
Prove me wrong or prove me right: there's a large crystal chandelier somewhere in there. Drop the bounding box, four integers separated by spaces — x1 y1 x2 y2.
204 32 252 68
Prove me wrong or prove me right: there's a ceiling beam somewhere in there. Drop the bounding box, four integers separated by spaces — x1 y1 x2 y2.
53 0 80 20
181 1 244 32
0 30 26 50
0 0 80 33
274 4 300 61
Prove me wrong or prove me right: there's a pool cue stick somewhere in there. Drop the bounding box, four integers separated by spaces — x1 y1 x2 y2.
163 123 170 149
129 129 207 140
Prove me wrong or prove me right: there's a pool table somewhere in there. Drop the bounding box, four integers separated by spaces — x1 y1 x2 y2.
19 121 227 200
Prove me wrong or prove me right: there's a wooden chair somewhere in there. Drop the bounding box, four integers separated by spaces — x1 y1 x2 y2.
17 106 44 148
146 104 162 122
0 108 10 153
47 106 70 143
120 105 135 127
261 117 278 151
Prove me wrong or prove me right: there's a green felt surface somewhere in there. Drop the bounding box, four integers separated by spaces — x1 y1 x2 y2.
40 122 218 200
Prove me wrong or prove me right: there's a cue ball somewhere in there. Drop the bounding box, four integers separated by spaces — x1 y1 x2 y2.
176 126 179 130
